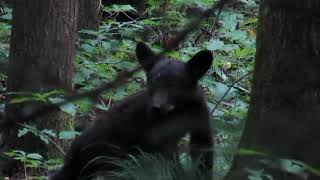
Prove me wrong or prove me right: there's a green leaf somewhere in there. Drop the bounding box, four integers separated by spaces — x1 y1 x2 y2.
234 47 254 58
48 97 77 116
101 41 112 50
225 30 247 41
142 18 161 26
59 131 80 140
12 150 26 157
41 90 64 98
247 169 266 180
206 40 224 51
18 124 39 138
41 129 56 138
39 135 49 144
222 44 239 52
0 8 12 20
279 159 307 177
47 97 63 104
81 44 95 53
46 158 64 171
26 153 43 160
237 148 267 156
3 151 16 157
8 90 62 104
95 104 109 111
119 28 134 38
179 153 192 170
1 13 12 20
79 29 99 36
164 51 180 59
220 12 243 31
18 128 30 137
244 17 258 26
74 68 94 84
9 97 40 104
103 4 137 13
76 98 93 113
208 82 237 101
60 102 77 116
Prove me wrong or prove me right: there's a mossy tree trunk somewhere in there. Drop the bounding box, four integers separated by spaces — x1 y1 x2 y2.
0 0 78 176
226 1 320 180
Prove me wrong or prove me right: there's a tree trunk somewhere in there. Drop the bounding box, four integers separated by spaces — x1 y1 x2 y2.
0 0 78 176
226 1 320 180
78 0 100 30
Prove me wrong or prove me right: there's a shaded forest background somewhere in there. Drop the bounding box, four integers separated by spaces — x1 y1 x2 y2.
0 0 319 180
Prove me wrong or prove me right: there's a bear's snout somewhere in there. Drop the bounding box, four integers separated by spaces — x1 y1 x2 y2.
150 91 175 115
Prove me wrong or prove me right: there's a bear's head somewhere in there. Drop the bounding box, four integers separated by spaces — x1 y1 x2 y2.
136 42 213 116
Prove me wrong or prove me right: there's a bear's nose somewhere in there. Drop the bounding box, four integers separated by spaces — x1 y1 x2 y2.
151 104 175 115
151 92 168 113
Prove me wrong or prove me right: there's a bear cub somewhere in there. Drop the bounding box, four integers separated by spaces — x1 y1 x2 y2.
50 43 214 180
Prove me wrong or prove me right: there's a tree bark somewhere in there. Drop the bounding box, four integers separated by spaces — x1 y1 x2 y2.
0 0 78 176
78 0 100 30
226 0 320 180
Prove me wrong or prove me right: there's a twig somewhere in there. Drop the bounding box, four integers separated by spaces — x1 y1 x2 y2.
121 11 138 21
209 5 224 37
162 0 231 52
210 71 252 116
194 3 224 44
45 136 66 155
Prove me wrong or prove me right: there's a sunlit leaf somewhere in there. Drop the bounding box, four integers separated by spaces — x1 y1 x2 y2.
206 40 224 51
103 4 137 13
59 131 81 140
26 153 43 160
48 97 77 116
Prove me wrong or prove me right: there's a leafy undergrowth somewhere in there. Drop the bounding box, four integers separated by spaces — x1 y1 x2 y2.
0 0 258 179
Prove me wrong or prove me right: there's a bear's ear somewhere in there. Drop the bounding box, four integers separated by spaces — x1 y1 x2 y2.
186 50 213 80
136 42 159 71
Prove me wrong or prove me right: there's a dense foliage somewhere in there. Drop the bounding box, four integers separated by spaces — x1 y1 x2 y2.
0 0 258 179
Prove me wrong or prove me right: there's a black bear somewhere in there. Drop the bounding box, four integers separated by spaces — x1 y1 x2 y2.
49 42 214 180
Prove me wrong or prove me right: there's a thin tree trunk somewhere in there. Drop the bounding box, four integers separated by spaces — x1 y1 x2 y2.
0 0 78 176
226 1 320 180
